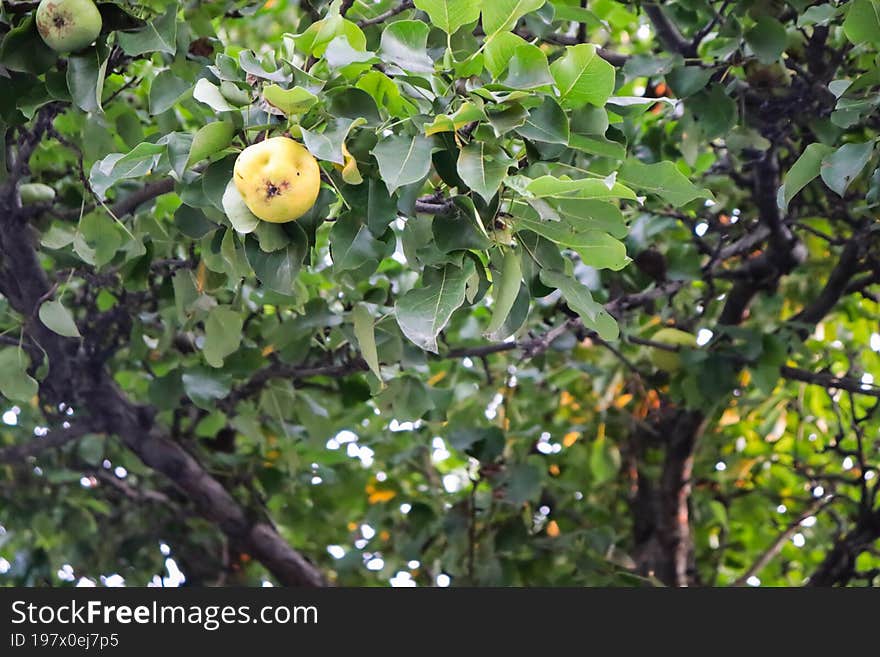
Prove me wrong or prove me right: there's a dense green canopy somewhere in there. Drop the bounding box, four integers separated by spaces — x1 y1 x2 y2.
0 0 878 587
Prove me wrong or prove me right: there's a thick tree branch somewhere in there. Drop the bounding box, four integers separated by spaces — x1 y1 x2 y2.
643 3 696 58
788 238 865 332
809 509 880 586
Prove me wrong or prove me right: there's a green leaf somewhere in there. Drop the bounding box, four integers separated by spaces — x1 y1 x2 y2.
540 270 618 340
187 121 235 167
294 10 365 57
573 231 630 271
395 262 472 353
618 160 714 206
262 85 318 115
149 70 190 115
353 303 382 381
513 206 628 269
78 212 123 269
523 175 638 201
413 0 481 34
117 7 178 56
302 117 364 165
182 367 232 409
324 35 376 72
379 20 434 73
254 222 291 253
689 84 736 138
550 44 616 109
330 215 386 272
88 142 165 199
568 134 626 159
193 79 235 113
552 198 628 238
222 180 261 234
425 102 486 136
503 462 543 506
843 0 880 45
590 437 621 485
484 32 529 78
778 142 836 210
797 4 840 28
0 15 56 74
746 16 787 64
0 348 39 403
666 66 712 98
67 49 108 114
244 230 308 294
357 71 417 118
457 142 514 203
203 307 243 368
482 0 547 42
39 300 81 338
372 134 433 195
432 199 491 252
516 96 570 144
820 141 876 196
501 44 554 89
238 51 291 82
485 248 522 339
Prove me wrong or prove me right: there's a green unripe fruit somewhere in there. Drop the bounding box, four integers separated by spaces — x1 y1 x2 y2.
648 328 697 373
18 183 56 205
36 0 102 53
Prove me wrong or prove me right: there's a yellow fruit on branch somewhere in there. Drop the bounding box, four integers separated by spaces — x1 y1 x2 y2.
648 327 698 373
36 0 102 53
233 137 321 224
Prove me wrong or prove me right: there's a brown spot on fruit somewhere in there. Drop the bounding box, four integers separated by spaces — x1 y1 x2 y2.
264 180 289 200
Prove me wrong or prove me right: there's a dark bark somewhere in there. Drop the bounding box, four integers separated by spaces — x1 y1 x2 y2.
0 114 326 586
630 404 705 586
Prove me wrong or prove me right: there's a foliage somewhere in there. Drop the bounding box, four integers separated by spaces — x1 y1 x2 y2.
0 0 878 588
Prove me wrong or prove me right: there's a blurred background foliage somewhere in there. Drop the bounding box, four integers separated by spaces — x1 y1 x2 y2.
0 0 878 587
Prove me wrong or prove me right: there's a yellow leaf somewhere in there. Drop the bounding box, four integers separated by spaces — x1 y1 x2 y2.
719 408 740 427
347 521 357 532
613 393 634 409
548 464 560 476
427 370 447 387
368 489 397 504
340 142 362 185
196 261 207 293
379 530 390 541
261 345 275 357
546 520 560 538
562 431 580 448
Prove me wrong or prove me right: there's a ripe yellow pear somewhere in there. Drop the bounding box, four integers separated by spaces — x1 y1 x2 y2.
36 0 102 53
233 137 321 224
649 328 697 373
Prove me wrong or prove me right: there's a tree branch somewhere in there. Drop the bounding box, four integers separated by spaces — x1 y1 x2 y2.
788 238 865 332
0 423 93 465
780 366 880 399
731 497 828 586
643 3 696 58
357 0 414 27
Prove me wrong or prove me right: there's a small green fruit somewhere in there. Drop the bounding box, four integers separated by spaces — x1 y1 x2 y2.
649 328 697 373
36 0 102 53
18 183 56 205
